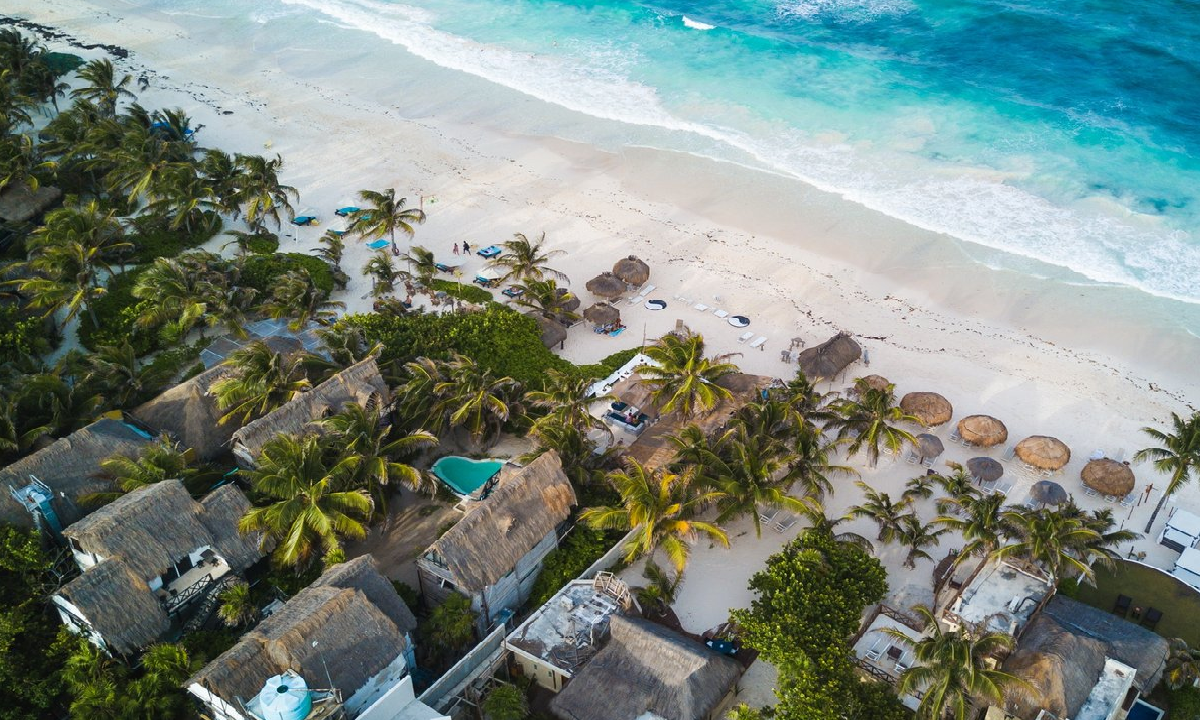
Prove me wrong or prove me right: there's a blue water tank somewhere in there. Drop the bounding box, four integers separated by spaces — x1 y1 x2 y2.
257 673 313 720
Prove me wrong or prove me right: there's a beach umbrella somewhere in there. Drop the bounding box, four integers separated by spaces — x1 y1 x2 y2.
1015 435 1072 471
967 456 1004 484
900 392 953 428
585 272 625 299
1081 458 1135 497
796 332 862 382
914 433 944 460
612 255 650 286
958 414 1008 447
527 312 567 349
854 374 891 394
555 287 581 312
1029 480 1068 507
583 302 620 326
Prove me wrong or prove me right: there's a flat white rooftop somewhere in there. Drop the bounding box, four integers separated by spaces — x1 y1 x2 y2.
948 560 1051 635
1075 658 1136 720
505 574 630 676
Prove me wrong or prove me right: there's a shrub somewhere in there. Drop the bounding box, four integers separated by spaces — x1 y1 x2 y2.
78 266 161 354
0 305 53 362
41 52 85 76
125 212 222 263
1171 686 1200 720
242 252 334 295
429 278 494 304
527 525 613 608
481 684 528 720
574 347 641 383
246 232 280 254
179 628 240 666
392 580 421 612
142 338 210 384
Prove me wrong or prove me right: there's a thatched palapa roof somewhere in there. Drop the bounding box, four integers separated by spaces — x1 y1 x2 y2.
957 414 1008 447
1015 436 1072 471
1003 596 1168 720
231 357 388 464
796 333 861 381
130 336 303 461
1081 459 1135 497
555 287 581 313
187 556 414 707
0 418 152 528
900 391 953 427
855 374 891 393
57 559 169 656
585 272 625 299
527 312 568 349
0 183 62 223
612 255 650 287
583 302 620 326
427 451 576 594
914 433 944 459
550 615 742 720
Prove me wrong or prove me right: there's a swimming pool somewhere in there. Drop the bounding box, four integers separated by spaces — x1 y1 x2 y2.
1126 699 1164 720
431 456 504 498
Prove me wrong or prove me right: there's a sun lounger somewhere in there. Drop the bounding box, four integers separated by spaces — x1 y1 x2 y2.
737 331 753 344
1112 594 1132 617
1142 607 1162 631
366 239 389 250
291 216 317 226
640 284 656 295
712 309 729 318
1114 448 1126 462
949 429 963 444
1104 494 1119 504
501 287 524 298
1120 492 1136 507
759 507 779 524
334 206 359 217
609 327 625 337
994 482 1013 497
906 451 919 464
693 303 709 312
1084 486 1098 497
864 639 883 662
1002 446 1016 462
477 245 502 258
773 513 797 533
628 294 647 305
749 336 767 349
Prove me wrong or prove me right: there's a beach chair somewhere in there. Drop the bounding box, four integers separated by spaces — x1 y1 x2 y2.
1104 494 1119 504
981 478 997 493
640 284 656 295
366 239 390 250
759 507 780 525
693 303 709 312
949 428 963 444
737 331 754 344
1113 448 1126 463
713 309 729 319
922 456 935 469
627 294 646 306
334 206 359 217
749 336 767 349
773 513 797 533
995 482 1013 497
906 450 919 465
1023 497 1040 510
864 638 883 662
1002 446 1016 462
1083 485 1099 497
501 287 524 299
1112 594 1132 617
1120 491 1136 507
1141 607 1162 631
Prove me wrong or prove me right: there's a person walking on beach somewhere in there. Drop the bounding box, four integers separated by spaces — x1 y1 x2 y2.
453 242 459 255
462 241 471 254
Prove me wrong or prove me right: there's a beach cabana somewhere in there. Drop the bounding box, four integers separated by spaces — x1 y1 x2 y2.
795 332 861 382
1081 458 1135 497
549 615 743 720
914 433 944 461
555 287 581 313
900 391 953 427
0 182 61 224
528 312 568 349
958 414 1008 447
967 456 1004 484
612 255 650 287
586 272 626 299
1030 480 1068 507
1015 436 1072 471
854 374 891 394
583 302 620 327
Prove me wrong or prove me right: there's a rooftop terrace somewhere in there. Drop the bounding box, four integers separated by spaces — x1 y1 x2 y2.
942 559 1051 636
505 573 631 677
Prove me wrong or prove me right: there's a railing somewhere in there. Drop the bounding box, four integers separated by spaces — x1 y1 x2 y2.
164 573 212 615
855 657 895 684
879 604 925 633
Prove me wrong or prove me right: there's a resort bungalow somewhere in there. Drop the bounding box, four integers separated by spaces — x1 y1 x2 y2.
1158 508 1200 553
230 356 389 467
53 479 265 656
1001 596 1169 720
417 451 576 632
548 614 743 720
129 335 303 462
0 417 152 533
623 373 773 471
186 556 418 720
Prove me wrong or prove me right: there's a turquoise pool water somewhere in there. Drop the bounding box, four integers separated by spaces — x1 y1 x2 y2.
431 456 504 496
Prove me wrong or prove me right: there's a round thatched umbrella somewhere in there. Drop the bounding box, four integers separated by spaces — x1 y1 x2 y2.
1029 480 1068 507
958 414 1008 447
967 456 1004 484
555 287 581 313
585 272 625 299
855 374 890 394
583 302 620 326
528 312 567 349
612 255 650 286
1081 459 1134 497
914 433 944 460
900 392 953 428
1014 436 1071 471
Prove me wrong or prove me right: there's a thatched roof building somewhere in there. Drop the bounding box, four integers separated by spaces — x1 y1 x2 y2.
186 556 416 714
1015 436 1072 471
0 183 62 224
612 255 650 287
1003 596 1168 720
583 302 620 326
550 615 743 720
130 336 303 461
426 451 576 594
1081 459 1135 497
56 481 265 656
585 272 625 299
0 417 152 528
231 357 388 466
796 333 861 382
900 391 953 427
624 373 772 471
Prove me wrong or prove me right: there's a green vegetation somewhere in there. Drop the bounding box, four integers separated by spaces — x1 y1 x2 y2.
527 525 613 607
241 252 335 294
429 278 493 304
1072 559 1200 647
0 304 51 362
1169 686 1200 720
481 683 529 720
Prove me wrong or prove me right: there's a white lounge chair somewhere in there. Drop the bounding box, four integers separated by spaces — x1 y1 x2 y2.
864 638 883 662
906 451 919 465
922 456 935 468
759 507 780 524
1084 486 1099 497
774 513 797 532
1120 492 1136 507
628 294 647 306
693 303 709 312
737 331 754 344
1002 446 1016 462
713 309 729 319
994 482 1013 497
949 429 963 444
749 336 767 349
641 284 656 295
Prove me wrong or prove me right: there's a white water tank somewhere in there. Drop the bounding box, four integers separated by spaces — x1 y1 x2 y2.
257 672 313 720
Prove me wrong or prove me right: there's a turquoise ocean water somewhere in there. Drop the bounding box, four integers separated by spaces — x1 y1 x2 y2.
153 0 1200 305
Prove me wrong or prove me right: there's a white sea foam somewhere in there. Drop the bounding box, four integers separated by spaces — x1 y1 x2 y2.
682 16 716 30
775 0 915 22
278 0 1199 304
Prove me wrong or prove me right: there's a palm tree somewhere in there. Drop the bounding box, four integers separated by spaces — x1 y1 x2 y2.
883 604 1023 720
260 268 346 330
70 58 135 116
210 341 313 424
315 401 438 511
395 356 448 432
234 153 297 231
1165 638 1200 690
133 252 241 341
794 496 875 552
239 434 372 569
582 460 727 573
844 481 912 542
399 244 437 288
315 324 383 370
217 580 257 627
897 514 948 569
992 508 1102 584
11 201 131 328
935 490 1008 563
524 368 607 436
783 369 838 427
634 560 682 616
512 278 580 322
787 422 856 500
98 437 199 493
639 330 740 417
1135 412 1200 533
84 341 172 408
363 249 400 298
827 379 920 467
522 418 610 489
1072 506 1140 574
127 643 195 718
349 188 425 254
489 231 568 283
433 354 520 448
107 124 194 207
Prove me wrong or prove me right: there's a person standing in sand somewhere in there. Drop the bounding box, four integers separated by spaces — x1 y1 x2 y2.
453 242 459 255
463 241 471 254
